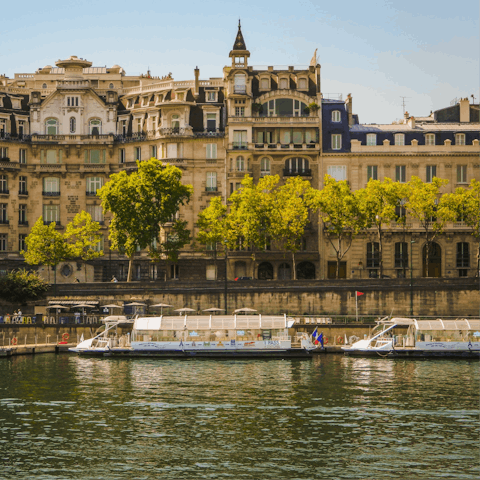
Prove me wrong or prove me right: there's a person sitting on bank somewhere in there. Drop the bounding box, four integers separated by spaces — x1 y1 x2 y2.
74 277 80 283
111 276 118 283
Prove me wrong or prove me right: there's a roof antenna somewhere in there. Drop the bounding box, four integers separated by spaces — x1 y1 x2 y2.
400 96 410 116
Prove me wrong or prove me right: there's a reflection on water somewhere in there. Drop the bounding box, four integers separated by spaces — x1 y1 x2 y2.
0 354 478 479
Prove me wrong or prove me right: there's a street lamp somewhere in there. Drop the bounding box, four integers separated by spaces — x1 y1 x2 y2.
224 239 228 314
410 239 416 316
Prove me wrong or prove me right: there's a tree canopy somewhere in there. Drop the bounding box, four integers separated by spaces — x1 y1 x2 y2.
0 269 49 305
98 159 193 281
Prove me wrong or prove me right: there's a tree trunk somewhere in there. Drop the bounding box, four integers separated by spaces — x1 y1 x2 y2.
378 226 383 278
127 254 134 282
292 250 296 280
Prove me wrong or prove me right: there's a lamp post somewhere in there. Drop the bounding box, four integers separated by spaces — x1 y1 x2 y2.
224 239 228 314
410 239 415 316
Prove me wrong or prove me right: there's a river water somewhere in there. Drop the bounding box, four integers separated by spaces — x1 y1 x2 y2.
0 354 478 480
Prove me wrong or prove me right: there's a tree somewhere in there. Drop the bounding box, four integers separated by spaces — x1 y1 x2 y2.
98 159 193 281
0 269 49 305
438 179 480 272
272 176 314 280
197 196 230 276
22 217 73 287
356 178 406 278
307 175 363 279
228 175 279 278
65 211 103 278
405 176 449 277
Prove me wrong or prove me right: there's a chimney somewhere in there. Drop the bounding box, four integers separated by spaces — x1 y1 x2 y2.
408 116 415 129
345 93 353 126
459 97 470 123
194 66 200 98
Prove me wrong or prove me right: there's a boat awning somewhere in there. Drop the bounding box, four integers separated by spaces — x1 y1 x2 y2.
48 300 99 306
415 319 480 331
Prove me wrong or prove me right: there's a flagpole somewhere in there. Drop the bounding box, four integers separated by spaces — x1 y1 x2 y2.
355 291 358 322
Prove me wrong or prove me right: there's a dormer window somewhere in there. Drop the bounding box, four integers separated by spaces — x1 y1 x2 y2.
127 99 134 108
298 78 307 90
425 133 435 145
394 133 405 146
45 119 58 135
331 110 341 122
12 99 21 109
260 78 270 90
456 133 466 145
279 78 288 89
206 91 217 102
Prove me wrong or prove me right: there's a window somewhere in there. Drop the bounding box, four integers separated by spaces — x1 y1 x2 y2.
171 115 180 131
395 200 407 220
18 121 25 136
45 119 58 135
18 204 27 225
285 158 310 175
206 172 217 192
236 156 245 171
331 134 342 150
298 78 307 90
93 235 104 253
170 264 179 280
70 117 76 134
327 165 346 181
331 110 341 122
19 149 26 164
233 130 247 149
150 145 157 159
425 133 435 145
366 242 380 268
206 91 217 102
89 119 102 135
394 242 408 268
43 204 59 224
455 133 466 145
43 177 60 195
19 176 27 195
394 133 405 146
426 165 437 183
0 234 7 251
44 149 61 164
367 166 378 181
119 148 125 164
167 143 183 158
260 157 270 177
0 204 8 224
206 144 217 159
395 165 406 183
366 134 376 146
86 177 103 195
109 83 114 89
19 234 26 252
42 83 47 89
120 119 128 136
259 98 308 117
457 242 469 268
134 147 141 161
234 74 246 94
456 165 467 184
67 96 79 107
0 175 8 193
0 147 8 159
206 265 217 280
86 204 104 223
151 116 157 132
206 113 216 132
260 78 269 89
85 149 105 164
235 106 245 117
279 78 288 89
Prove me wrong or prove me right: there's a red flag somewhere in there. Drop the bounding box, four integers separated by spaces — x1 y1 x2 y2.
356 291 364 296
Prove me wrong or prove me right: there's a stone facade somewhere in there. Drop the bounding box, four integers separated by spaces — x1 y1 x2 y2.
0 23 479 284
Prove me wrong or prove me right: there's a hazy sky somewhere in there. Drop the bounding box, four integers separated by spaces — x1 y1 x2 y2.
2 0 478 124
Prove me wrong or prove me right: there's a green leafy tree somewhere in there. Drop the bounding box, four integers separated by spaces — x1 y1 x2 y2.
272 176 314 280
0 269 49 305
228 175 279 278
356 178 406 278
307 175 363 279
405 176 449 277
438 179 480 271
22 217 73 287
65 211 103 278
98 159 193 281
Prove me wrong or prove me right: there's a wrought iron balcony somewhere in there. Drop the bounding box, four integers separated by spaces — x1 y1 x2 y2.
42 191 60 196
18 190 28 196
283 169 312 177
18 220 29 226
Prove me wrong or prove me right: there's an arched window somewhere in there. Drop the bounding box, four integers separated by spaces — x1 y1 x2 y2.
171 114 180 131
69 117 76 134
258 262 273 280
45 119 58 135
260 157 270 176
297 261 315 280
236 156 245 172
42 83 47 89
89 119 102 135
109 83 114 89
284 157 309 175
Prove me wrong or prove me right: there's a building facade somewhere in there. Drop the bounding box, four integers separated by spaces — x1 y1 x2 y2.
0 23 479 283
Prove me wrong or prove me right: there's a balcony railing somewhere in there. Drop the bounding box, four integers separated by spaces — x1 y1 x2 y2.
0 133 31 142
255 143 319 150
232 142 248 150
42 191 60 196
86 191 98 196
43 221 62 227
233 86 247 94
193 129 225 137
0 189 9 194
18 190 28 196
283 169 312 177
18 221 29 226
205 186 218 192
0 219 9 225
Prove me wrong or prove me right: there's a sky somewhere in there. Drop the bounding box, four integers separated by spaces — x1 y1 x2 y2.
1 0 478 124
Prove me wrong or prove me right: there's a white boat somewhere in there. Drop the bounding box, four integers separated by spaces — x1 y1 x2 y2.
342 317 480 358
70 314 320 358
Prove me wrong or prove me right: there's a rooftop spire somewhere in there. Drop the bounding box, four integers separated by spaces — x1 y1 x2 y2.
232 19 247 51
